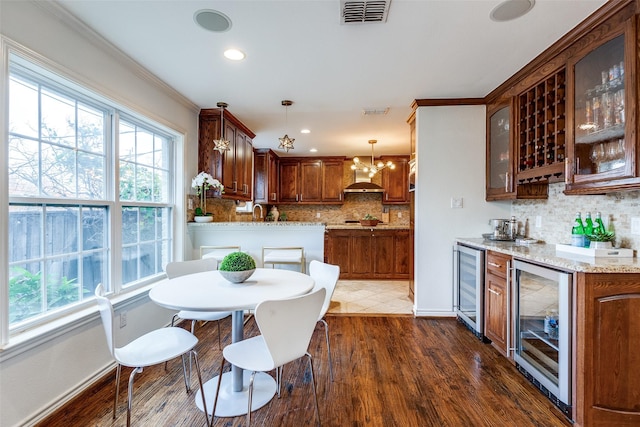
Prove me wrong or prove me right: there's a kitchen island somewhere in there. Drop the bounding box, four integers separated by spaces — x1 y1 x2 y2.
187 222 325 272
456 237 640 427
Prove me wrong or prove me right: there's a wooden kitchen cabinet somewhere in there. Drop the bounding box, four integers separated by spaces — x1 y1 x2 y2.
278 157 345 204
574 272 640 427
484 250 512 356
486 103 516 200
253 149 279 204
325 228 412 280
565 7 639 195
381 156 410 204
198 108 255 201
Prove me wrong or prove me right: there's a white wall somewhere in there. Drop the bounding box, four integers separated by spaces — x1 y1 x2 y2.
0 2 198 426
413 105 511 316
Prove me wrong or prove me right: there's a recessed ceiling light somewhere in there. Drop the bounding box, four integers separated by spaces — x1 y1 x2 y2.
194 9 232 32
224 49 246 61
310 148 318 153
490 0 535 22
301 129 311 134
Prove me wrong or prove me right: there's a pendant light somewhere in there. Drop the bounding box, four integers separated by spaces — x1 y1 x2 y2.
278 100 295 152
213 102 230 153
351 139 395 177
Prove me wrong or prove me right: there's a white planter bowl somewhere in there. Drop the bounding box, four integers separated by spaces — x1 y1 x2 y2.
219 269 256 283
194 216 213 223
589 241 613 249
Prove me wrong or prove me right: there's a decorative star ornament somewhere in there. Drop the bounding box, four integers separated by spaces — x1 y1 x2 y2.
278 134 295 152
213 138 230 153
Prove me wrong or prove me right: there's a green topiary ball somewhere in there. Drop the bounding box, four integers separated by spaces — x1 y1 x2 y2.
219 252 256 271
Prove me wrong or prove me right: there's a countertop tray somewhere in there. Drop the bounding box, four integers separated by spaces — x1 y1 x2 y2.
555 243 634 258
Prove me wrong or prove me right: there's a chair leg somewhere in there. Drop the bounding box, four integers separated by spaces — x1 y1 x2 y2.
126 367 143 427
306 353 321 427
212 357 226 421
320 318 334 381
180 353 191 393
113 364 122 420
191 350 211 427
216 320 222 350
247 371 257 426
165 314 180 371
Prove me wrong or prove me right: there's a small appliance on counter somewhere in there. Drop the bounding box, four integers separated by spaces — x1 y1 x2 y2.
484 217 518 241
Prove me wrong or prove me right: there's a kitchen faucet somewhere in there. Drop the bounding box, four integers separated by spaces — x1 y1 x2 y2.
252 203 263 221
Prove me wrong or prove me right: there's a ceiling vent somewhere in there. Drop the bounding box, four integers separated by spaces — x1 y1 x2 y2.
362 107 390 116
341 0 391 24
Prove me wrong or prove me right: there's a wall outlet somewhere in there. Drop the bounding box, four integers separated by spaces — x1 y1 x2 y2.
397 212 402 218
450 197 463 209
631 217 640 235
535 216 542 228
188 198 194 209
316 212 321 218
120 312 127 328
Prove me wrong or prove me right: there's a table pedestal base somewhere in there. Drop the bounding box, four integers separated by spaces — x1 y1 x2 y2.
195 371 276 417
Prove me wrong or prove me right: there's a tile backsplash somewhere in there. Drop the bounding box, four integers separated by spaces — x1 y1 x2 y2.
512 183 640 250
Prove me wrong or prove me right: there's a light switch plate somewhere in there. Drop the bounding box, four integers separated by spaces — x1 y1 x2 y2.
450 197 463 208
631 217 640 235
535 216 542 228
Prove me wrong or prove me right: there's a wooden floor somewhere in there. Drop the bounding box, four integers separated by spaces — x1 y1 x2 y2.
37 315 572 427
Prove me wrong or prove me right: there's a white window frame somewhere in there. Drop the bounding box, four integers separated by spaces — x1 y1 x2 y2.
0 41 183 349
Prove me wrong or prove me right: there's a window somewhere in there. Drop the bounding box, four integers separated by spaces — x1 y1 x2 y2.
6 54 174 332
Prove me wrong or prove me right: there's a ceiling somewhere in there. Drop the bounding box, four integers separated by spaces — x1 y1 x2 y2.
56 0 607 157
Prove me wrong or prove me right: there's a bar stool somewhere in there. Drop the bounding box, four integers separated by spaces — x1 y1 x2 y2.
200 245 241 268
262 246 305 273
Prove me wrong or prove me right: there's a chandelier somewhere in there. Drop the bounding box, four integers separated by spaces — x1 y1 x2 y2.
213 102 230 153
278 100 295 152
351 140 395 177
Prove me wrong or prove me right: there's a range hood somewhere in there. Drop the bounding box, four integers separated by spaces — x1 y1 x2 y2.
343 170 385 193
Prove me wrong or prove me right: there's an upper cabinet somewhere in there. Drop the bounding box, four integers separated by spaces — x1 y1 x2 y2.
381 156 410 204
253 149 279 204
198 108 255 201
277 157 345 204
486 103 515 200
485 1 639 199
565 11 638 194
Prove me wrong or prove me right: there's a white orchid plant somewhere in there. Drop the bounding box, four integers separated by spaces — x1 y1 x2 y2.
192 171 224 216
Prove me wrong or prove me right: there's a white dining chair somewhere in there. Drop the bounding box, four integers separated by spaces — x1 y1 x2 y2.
94 284 210 427
165 259 232 349
309 260 340 381
200 245 241 268
211 288 326 426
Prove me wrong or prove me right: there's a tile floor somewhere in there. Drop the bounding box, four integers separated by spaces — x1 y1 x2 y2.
328 280 414 315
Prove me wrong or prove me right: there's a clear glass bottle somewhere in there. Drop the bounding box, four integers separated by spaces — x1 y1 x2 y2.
571 212 585 247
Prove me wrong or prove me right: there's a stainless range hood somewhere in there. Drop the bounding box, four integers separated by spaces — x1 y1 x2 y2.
343 170 385 193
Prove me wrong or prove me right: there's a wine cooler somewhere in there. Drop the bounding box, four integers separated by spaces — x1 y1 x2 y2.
453 243 485 339
513 260 572 419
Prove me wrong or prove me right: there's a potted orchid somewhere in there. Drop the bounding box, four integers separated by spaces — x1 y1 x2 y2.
192 171 224 222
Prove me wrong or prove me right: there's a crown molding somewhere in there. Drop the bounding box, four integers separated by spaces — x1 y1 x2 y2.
36 1 199 114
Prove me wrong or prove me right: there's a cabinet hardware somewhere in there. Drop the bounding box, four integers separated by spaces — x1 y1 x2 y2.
233 181 237 192
488 262 502 268
506 261 514 358
488 288 501 296
505 172 510 192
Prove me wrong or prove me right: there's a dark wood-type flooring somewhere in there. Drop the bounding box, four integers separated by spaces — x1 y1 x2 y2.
37 315 572 427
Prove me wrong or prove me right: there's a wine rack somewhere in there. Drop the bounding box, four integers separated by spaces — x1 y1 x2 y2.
517 69 566 183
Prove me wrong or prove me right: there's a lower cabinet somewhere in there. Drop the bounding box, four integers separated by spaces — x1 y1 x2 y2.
325 229 412 280
484 251 512 356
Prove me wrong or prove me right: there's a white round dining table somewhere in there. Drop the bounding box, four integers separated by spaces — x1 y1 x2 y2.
149 268 315 417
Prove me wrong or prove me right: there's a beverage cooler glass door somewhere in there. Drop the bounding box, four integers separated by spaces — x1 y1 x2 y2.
513 260 572 413
454 244 485 338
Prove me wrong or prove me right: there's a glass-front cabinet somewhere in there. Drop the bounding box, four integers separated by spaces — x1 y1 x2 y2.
486 103 515 200
566 17 639 194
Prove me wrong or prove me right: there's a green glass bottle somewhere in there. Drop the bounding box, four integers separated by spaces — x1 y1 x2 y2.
595 212 606 234
584 212 594 247
571 212 585 247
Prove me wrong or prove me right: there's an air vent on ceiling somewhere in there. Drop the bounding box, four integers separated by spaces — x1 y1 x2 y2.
341 0 391 24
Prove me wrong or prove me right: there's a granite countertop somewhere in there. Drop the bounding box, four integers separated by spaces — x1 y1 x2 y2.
325 223 410 230
188 221 325 227
456 237 640 273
